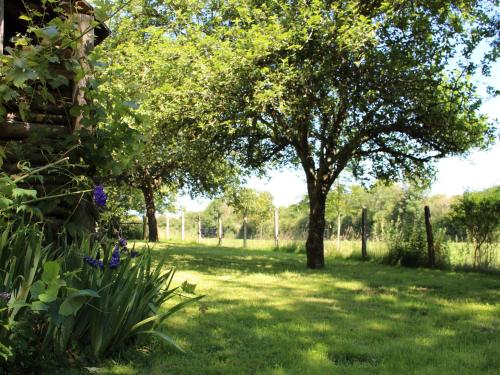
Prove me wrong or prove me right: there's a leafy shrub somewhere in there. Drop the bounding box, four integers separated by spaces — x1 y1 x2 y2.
66 238 202 358
385 219 449 268
449 187 499 269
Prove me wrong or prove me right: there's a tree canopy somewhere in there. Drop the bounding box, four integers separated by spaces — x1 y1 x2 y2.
165 0 499 267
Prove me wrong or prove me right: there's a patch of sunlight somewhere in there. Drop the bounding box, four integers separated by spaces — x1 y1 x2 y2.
280 271 302 279
302 343 331 366
332 280 366 291
365 321 390 333
105 365 136 374
266 366 287 375
254 310 273 320
301 296 337 305
311 321 333 333
413 336 434 347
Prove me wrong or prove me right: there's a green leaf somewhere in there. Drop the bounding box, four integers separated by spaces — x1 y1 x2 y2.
41 261 60 283
0 198 13 209
31 301 49 311
59 289 99 316
30 280 46 299
12 188 38 199
138 330 185 353
38 282 60 303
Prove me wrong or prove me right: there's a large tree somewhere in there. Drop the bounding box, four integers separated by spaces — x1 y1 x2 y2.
91 8 243 242
180 0 498 268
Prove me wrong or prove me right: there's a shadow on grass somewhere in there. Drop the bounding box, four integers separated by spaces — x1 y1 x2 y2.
97 241 500 375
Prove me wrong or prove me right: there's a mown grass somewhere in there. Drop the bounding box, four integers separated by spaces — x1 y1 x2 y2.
65 241 499 374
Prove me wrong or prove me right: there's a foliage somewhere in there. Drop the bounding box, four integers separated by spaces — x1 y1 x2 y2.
385 186 449 268
166 0 498 268
67 239 202 358
449 186 500 268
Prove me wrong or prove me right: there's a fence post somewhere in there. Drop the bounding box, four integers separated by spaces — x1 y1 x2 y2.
197 214 202 243
336 213 341 251
243 216 248 248
274 208 279 248
165 214 170 240
142 214 147 241
361 207 368 261
424 206 435 268
181 211 185 241
218 214 223 246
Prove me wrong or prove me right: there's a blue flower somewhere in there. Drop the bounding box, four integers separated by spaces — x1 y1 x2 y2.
130 251 139 258
93 185 107 207
118 238 127 247
109 246 121 269
84 255 104 269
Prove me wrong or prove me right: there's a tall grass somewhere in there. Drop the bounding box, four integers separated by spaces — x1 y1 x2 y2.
164 238 499 269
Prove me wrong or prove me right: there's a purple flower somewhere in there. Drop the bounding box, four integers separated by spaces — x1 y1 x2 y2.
130 251 139 258
109 246 120 269
93 185 107 207
84 255 104 269
118 238 127 247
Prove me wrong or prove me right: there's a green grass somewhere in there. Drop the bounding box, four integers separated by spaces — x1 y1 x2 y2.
67 241 499 374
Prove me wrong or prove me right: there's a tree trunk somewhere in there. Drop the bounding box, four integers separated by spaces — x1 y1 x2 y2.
142 184 158 242
306 188 327 269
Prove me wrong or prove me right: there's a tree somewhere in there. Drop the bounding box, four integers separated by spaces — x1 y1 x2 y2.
92 8 243 242
187 0 497 268
450 186 500 268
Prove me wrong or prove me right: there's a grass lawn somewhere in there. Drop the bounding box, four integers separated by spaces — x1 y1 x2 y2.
76 241 499 374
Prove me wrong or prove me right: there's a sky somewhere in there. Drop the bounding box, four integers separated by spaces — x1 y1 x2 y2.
178 63 500 212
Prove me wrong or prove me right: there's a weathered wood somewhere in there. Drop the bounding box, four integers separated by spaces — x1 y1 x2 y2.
165 214 170 240
197 214 201 243
0 121 69 139
72 13 94 131
218 214 223 246
361 207 368 261
6 112 70 125
243 216 248 248
424 206 435 268
181 211 185 241
142 215 147 240
1 0 4 55
274 208 279 248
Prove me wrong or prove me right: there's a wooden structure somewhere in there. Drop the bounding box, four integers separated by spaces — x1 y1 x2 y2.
0 1 109 233
1 0 109 137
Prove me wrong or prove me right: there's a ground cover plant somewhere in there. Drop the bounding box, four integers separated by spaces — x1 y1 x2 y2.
72 241 500 375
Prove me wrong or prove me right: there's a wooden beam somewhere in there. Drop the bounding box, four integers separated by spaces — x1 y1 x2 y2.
1 0 4 55
0 121 70 140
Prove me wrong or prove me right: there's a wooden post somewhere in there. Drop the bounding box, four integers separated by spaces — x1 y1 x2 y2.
0 0 4 55
181 211 185 241
336 213 341 251
274 208 279 248
217 214 223 246
361 208 367 261
142 215 147 240
166 214 170 240
424 206 435 268
197 214 202 243
243 216 248 248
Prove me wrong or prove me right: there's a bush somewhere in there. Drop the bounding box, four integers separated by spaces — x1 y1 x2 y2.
449 187 499 269
385 219 449 268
